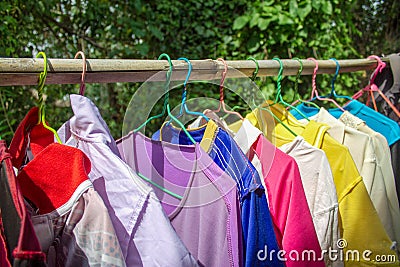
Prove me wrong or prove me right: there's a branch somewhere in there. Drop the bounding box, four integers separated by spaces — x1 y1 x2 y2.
38 12 106 50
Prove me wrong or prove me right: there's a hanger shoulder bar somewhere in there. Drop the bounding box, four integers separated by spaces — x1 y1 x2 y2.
0 58 388 86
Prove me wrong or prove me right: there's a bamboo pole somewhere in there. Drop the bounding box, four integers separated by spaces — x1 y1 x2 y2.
0 58 386 86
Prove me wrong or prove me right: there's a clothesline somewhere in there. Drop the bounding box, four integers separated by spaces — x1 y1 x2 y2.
0 57 389 86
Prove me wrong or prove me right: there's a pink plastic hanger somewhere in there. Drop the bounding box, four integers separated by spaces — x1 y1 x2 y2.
211 58 244 120
352 55 400 118
74 51 87 95
307 58 345 112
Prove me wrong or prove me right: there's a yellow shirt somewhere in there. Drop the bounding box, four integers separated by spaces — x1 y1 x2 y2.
246 102 398 266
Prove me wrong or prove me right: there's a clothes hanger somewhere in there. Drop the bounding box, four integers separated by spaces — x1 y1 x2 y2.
133 54 190 200
74 51 87 95
267 58 310 121
211 58 244 120
324 58 353 101
289 58 320 109
307 57 345 112
352 55 400 118
250 57 297 137
175 57 209 122
134 53 196 144
35 52 62 144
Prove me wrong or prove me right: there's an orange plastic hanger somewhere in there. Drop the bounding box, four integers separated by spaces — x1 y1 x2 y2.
74 51 87 95
211 58 244 120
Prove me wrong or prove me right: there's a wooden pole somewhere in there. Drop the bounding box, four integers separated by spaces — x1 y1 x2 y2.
0 58 385 86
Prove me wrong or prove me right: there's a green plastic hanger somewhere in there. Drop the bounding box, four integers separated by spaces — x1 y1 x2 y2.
290 58 320 109
133 53 195 144
268 58 310 121
36 52 62 144
248 57 297 137
137 172 183 200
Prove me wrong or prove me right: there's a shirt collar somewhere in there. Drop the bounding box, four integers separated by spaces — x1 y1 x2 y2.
279 136 307 154
302 120 330 149
311 107 345 143
59 94 121 157
234 119 262 155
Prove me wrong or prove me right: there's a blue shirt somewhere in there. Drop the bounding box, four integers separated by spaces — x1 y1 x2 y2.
290 100 400 146
153 121 284 267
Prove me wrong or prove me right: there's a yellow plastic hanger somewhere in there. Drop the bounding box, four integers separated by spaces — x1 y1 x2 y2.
36 52 62 144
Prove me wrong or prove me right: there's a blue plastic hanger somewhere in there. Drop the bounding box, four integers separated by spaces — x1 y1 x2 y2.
176 57 209 122
134 53 196 144
319 58 352 101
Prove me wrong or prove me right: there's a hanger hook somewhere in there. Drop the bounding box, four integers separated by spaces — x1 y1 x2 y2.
35 52 48 120
247 57 259 81
177 57 192 114
74 51 87 95
217 58 228 103
329 58 340 96
367 55 386 85
292 57 303 102
272 58 283 103
307 57 319 98
158 53 173 104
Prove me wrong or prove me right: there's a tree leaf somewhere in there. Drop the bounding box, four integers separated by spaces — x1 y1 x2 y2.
278 13 294 25
289 0 298 17
258 18 270 30
321 1 333 15
297 3 312 20
233 15 249 30
250 13 260 28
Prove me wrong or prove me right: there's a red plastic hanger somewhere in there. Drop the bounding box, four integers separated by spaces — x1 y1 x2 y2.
352 55 400 118
211 58 244 120
307 58 345 112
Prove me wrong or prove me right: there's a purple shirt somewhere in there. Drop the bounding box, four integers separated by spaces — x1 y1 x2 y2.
117 131 243 267
58 94 197 267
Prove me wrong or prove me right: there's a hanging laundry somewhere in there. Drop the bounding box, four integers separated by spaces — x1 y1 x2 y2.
57 94 198 267
191 112 328 266
8 107 126 267
152 120 284 267
298 107 400 242
338 111 400 229
248 102 399 266
372 53 400 211
117 131 243 267
0 140 46 267
291 100 400 211
372 53 400 125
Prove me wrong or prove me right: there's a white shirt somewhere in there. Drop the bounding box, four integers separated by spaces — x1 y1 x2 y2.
339 111 400 243
303 107 400 243
279 136 341 267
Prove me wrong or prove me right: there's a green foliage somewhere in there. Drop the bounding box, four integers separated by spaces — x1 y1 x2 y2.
0 0 398 143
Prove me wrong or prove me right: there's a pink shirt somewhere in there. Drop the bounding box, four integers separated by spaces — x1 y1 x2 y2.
253 135 324 266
